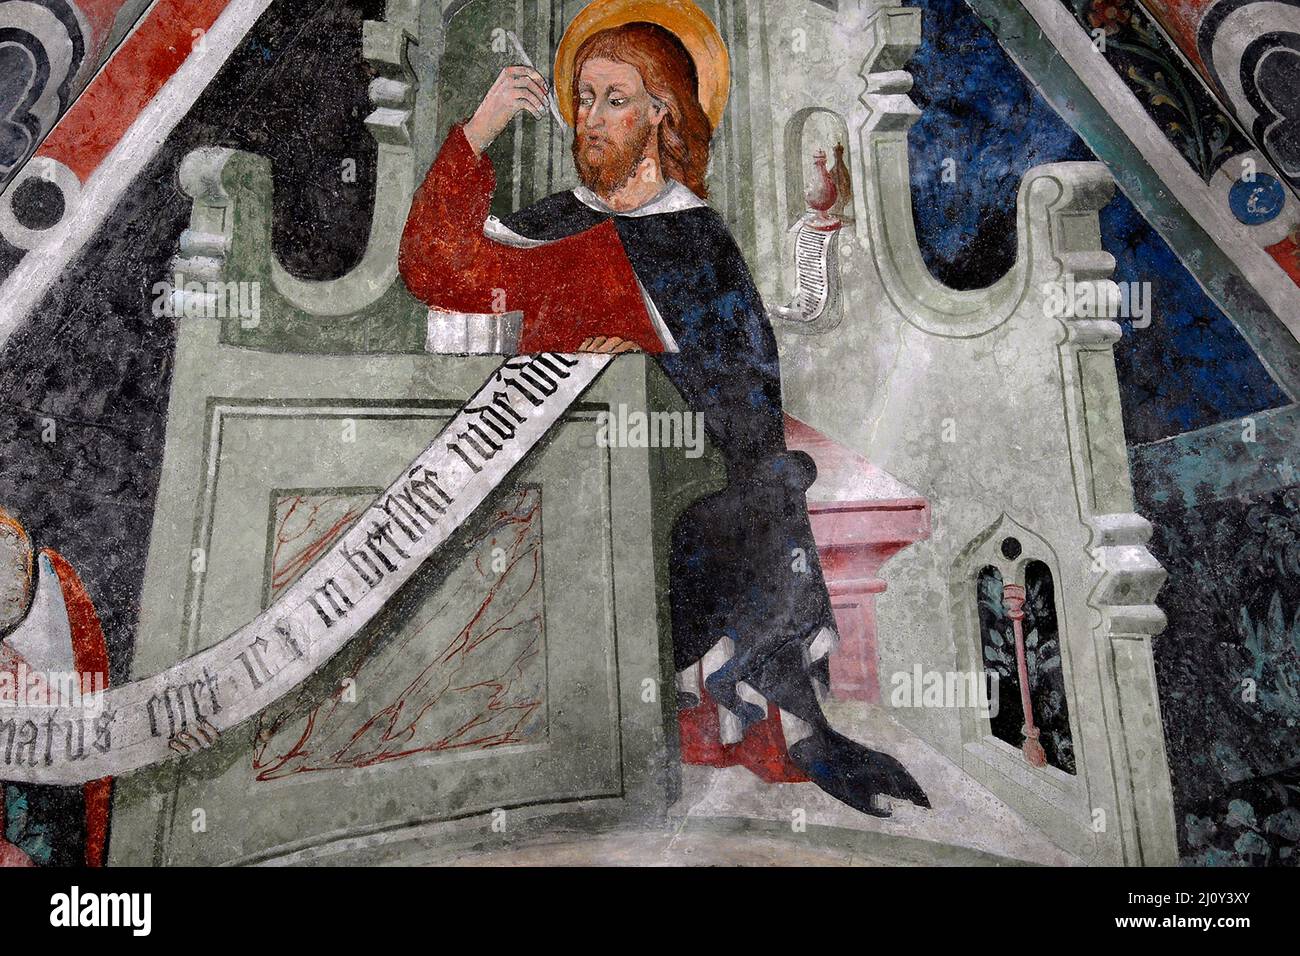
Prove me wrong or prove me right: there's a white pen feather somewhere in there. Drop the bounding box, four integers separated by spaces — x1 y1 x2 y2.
505 30 568 127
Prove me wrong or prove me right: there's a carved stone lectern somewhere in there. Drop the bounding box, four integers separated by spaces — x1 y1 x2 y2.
108 309 721 863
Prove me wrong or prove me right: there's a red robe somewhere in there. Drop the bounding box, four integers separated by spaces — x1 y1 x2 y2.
0 550 111 867
399 124 665 354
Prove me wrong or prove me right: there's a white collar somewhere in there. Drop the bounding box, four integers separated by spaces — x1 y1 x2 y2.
572 179 706 217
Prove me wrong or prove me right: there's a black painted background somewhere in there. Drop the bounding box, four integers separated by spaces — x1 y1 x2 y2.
0 0 381 863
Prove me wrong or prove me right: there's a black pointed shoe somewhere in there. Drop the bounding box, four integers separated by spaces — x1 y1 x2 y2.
788 734 893 818
789 729 931 817
861 745 931 810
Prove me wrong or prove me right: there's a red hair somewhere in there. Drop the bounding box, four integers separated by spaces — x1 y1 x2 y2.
573 22 713 198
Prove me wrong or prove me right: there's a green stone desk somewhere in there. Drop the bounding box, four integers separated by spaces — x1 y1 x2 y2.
107 316 721 865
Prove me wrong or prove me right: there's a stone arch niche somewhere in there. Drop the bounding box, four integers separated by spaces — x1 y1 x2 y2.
768 107 856 334
942 512 1114 859
783 106 855 229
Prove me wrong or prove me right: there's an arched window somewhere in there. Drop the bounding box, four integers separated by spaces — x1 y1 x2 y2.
977 564 1023 755
960 518 1077 775
1023 560 1074 773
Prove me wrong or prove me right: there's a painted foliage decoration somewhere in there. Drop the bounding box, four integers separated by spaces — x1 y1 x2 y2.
1141 0 1300 189
1065 0 1248 181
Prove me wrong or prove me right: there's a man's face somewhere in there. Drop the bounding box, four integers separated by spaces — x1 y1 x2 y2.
0 527 32 635
573 57 663 197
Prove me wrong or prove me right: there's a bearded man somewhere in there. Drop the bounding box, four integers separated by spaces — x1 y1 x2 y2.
399 0 927 817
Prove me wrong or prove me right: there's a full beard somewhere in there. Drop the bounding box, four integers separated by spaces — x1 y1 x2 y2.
572 120 655 199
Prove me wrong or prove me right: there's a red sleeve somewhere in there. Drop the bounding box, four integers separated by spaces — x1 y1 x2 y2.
399 124 664 354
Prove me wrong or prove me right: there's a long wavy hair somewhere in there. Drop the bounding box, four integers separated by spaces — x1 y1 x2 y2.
572 22 713 198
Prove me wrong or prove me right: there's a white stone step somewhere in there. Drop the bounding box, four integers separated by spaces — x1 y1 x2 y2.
668 700 1081 866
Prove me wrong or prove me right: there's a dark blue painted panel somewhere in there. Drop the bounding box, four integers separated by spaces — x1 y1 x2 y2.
906 0 1290 443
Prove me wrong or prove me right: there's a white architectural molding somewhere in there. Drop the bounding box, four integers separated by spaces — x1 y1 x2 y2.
857 7 1032 337
0 0 276 349
1014 0 1300 338
772 4 1177 865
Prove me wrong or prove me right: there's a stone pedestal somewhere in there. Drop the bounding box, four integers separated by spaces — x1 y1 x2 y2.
784 415 930 702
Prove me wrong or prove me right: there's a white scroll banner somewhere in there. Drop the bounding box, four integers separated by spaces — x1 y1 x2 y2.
0 352 611 784
770 217 841 325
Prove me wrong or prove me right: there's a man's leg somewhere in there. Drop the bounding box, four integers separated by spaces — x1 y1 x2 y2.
777 624 836 746
701 636 767 740
675 659 701 709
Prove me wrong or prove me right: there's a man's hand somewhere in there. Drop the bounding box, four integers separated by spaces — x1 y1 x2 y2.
578 336 641 354
463 67 549 157
169 718 220 755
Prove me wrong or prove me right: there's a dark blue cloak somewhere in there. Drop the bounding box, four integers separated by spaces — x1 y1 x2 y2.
503 192 836 679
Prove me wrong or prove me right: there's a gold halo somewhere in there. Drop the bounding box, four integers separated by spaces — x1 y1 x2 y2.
553 0 731 130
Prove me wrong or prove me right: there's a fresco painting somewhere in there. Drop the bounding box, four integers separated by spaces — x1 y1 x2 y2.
0 0 1295 875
